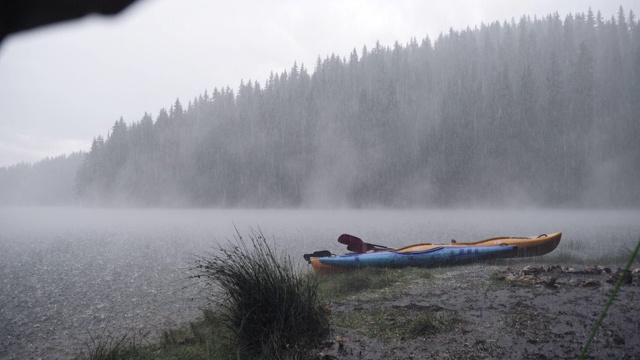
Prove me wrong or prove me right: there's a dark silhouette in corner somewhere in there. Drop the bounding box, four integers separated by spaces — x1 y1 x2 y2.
0 0 139 43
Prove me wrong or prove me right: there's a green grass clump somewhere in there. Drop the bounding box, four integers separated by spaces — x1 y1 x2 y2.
192 230 329 359
317 267 432 300
407 312 458 337
76 333 142 360
75 314 230 360
318 267 397 297
74 328 166 360
581 236 640 359
158 310 231 359
332 306 460 341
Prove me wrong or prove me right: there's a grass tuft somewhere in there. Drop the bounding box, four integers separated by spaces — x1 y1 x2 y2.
580 236 640 359
191 229 329 359
318 267 396 296
332 306 460 341
317 266 432 300
75 330 152 360
407 312 458 337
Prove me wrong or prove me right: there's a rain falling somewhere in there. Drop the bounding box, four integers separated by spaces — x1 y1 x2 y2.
0 3 639 359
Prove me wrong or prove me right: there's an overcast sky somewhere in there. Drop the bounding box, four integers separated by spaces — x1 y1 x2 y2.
0 0 635 167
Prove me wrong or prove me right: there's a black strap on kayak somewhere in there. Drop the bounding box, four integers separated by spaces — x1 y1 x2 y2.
303 250 333 263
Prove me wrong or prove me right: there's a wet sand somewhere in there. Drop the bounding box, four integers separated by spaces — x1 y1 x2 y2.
316 263 640 359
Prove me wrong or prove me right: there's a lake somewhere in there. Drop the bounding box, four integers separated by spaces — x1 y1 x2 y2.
1 207 638 359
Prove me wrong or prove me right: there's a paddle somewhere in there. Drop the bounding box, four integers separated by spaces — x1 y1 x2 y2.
337 234 396 253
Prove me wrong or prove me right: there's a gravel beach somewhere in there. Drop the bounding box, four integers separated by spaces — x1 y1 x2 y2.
315 262 640 359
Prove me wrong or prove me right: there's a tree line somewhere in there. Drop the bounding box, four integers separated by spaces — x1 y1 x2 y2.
0 153 83 205
3 7 639 207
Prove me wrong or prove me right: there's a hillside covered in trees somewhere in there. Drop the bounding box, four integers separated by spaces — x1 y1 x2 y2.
4 8 639 208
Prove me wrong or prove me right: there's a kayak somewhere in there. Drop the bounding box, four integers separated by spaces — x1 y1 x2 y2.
306 232 562 275
311 245 518 275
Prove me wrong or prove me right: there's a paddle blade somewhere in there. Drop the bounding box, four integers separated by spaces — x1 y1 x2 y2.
338 234 362 245
338 234 372 253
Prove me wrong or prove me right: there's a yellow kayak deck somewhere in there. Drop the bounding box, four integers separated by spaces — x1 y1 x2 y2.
396 232 562 257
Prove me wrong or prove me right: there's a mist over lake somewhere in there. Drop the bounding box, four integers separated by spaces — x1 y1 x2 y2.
0 207 638 359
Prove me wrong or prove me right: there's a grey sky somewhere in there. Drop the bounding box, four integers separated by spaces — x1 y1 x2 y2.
0 0 635 167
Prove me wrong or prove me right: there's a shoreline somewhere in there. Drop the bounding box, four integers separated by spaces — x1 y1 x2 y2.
315 262 640 359
5 261 639 359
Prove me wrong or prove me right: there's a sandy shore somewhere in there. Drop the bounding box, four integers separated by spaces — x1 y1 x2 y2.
315 262 640 359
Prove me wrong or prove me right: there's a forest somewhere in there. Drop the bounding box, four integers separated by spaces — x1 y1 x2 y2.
0 153 83 205
2 7 639 208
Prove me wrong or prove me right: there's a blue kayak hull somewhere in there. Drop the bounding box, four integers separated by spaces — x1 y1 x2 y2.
319 245 517 269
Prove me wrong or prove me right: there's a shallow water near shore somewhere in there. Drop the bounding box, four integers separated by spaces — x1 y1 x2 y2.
0 207 638 359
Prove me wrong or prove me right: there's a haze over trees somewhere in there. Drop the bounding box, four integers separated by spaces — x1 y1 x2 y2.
3 8 639 208
0 153 83 205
